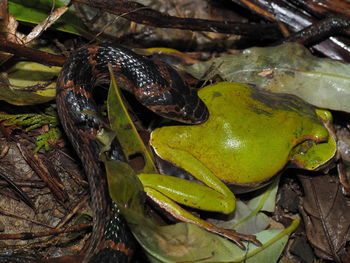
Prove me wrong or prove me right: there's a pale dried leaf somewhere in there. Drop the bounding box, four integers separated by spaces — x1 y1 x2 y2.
24 6 68 43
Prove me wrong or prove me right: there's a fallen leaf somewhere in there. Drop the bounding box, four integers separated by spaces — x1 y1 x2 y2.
298 173 350 261
185 43 350 113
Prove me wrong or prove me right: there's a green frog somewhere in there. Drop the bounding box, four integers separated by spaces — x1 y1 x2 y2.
137 82 336 247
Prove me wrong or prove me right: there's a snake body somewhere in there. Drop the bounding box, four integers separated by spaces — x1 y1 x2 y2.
56 44 208 262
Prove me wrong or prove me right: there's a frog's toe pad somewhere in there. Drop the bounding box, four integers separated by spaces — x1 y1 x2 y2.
220 229 262 250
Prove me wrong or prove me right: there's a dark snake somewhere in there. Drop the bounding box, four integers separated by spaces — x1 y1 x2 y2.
56 44 208 262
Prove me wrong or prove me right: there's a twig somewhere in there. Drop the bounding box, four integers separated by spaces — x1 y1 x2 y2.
232 0 350 62
17 143 69 203
72 0 282 41
0 39 65 66
0 207 53 228
0 171 35 209
282 16 350 46
0 179 47 188
0 223 92 240
55 195 89 229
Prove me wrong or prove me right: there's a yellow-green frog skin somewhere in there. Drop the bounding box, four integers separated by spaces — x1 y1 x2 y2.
138 82 335 247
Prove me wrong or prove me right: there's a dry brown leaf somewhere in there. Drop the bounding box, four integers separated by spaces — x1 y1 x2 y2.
298 173 350 262
23 6 68 43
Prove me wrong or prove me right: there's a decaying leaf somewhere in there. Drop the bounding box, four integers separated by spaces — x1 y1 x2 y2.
23 6 69 43
0 60 59 105
298 173 350 261
336 126 350 195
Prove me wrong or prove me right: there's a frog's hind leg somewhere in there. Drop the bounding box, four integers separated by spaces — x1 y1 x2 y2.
144 186 260 249
138 173 261 249
138 173 235 213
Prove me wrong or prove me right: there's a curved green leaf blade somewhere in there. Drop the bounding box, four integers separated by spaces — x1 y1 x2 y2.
107 65 157 174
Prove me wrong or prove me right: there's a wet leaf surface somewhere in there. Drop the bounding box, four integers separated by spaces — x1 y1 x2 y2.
186 43 350 113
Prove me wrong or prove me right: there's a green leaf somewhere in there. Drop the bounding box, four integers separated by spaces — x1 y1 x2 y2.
106 64 157 174
9 0 92 37
207 178 279 236
185 43 350 113
104 159 145 217
244 226 296 263
247 176 280 213
134 218 299 263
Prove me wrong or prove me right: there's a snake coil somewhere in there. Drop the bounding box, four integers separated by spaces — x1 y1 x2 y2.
56 44 208 262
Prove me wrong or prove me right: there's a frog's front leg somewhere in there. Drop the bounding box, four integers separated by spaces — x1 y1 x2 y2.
138 148 261 248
